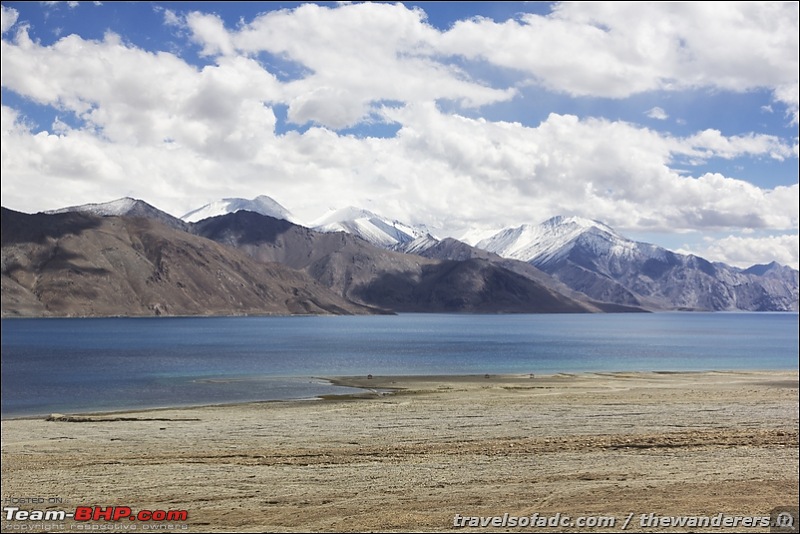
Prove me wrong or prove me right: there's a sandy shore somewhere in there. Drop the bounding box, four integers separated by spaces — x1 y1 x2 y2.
1 371 797 532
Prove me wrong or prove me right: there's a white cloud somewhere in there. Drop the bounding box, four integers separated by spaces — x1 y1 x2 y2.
185 3 515 129
0 2 797 269
645 106 668 120
1 5 18 34
680 234 799 270
162 9 181 28
1 35 796 236
438 2 798 118
774 82 800 125
678 130 795 162
186 12 234 57
79 2 800 130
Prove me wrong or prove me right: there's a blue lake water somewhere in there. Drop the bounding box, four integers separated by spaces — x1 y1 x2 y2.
2 313 797 417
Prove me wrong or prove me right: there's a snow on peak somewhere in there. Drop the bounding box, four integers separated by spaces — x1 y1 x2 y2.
310 206 383 228
181 195 296 223
396 233 440 255
311 206 432 249
458 226 508 247
476 215 631 264
540 215 615 234
46 197 141 216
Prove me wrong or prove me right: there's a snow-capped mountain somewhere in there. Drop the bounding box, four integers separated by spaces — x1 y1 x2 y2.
398 233 441 255
311 206 434 250
476 216 798 311
46 197 189 231
48 197 142 217
181 196 296 224
476 215 654 266
38 196 798 312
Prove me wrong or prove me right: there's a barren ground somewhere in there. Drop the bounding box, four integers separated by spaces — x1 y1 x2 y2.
2 371 797 532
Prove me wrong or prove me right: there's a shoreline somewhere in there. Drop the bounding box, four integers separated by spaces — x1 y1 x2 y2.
2 369 797 421
3 368 798 421
2 370 797 532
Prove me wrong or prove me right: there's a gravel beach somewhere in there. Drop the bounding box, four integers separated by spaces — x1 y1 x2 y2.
1 371 797 532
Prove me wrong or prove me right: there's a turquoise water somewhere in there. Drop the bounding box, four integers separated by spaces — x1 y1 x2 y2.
2 313 797 417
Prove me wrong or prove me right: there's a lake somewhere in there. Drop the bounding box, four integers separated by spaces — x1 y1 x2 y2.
2 313 797 417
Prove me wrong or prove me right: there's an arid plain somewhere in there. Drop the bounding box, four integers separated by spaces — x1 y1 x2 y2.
2 371 797 532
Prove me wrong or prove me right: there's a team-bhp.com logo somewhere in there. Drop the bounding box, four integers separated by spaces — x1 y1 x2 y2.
4 506 188 522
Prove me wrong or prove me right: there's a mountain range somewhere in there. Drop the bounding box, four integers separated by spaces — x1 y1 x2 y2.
181 195 298 224
2 195 796 317
2 199 605 316
310 206 433 250
1 207 371 317
474 216 799 311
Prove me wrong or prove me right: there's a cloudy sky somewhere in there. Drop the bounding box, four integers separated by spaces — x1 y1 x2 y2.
1 1 798 268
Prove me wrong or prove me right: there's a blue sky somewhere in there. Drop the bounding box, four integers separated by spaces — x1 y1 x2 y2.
1 1 798 268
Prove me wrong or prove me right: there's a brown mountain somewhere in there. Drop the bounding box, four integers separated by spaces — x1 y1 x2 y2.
414 238 645 313
1 208 375 317
192 211 599 313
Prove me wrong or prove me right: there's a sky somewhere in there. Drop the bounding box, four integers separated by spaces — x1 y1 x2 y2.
1 1 798 269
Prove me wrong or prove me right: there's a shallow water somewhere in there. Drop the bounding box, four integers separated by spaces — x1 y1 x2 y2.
2 313 797 417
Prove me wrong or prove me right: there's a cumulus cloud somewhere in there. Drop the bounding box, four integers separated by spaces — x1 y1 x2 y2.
185 3 516 128
0 2 797 267
438 2 798 118
680 234 799 270
646 107 668 120
161 8 181 28
774 82 800 125
374 107 798 233
186 12 235 57
1 5 18 34
678 130 795 162
1 24 796 235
